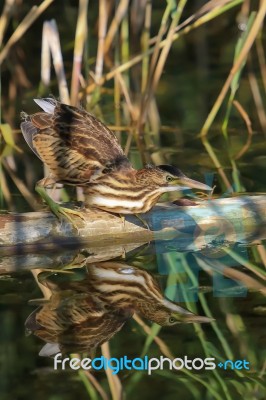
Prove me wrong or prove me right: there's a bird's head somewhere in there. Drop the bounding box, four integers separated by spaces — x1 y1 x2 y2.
136 164 211 192
136 297 213 326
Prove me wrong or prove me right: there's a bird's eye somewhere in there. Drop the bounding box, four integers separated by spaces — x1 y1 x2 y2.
169 316 176 324
166 175 174 182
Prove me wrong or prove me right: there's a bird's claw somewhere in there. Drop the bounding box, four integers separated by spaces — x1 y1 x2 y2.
35 184 86 231
51 204 85 231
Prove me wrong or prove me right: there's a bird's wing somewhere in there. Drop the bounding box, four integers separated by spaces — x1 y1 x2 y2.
20 102 55 160
21 99 132 184
54 101 130 172
34 98 56 113
21 120 42 159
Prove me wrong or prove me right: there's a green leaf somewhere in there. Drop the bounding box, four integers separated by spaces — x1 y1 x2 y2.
0 124 22 153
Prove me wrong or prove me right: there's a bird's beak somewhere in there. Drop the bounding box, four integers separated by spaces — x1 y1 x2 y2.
173 311 214 324
172 176 212 191
164 300 214 324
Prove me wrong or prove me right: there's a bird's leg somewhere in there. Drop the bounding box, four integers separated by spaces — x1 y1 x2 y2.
36 179 86 228
134 214 150 230
117 212 149 230
118 214 126 229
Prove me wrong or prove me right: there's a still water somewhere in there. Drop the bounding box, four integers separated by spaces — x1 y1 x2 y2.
0 201 265 400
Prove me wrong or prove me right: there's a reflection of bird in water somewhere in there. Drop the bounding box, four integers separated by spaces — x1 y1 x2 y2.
25 262 212 356
21 98 211 224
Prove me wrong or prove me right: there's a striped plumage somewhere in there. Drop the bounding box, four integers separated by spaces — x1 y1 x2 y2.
86 262 212 325
25 262 212 356
83 170 174 213
25 292 132 356
21 98 211 217
21 98 129 186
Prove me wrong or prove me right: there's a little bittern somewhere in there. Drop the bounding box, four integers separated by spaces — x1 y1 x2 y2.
25 261 212 356
21 98 211 222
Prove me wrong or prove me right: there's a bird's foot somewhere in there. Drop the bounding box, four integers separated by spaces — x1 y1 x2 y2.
36 184 85 230
50 202 86 230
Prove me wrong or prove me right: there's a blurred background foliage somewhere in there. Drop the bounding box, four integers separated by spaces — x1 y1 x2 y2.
0 0 265 212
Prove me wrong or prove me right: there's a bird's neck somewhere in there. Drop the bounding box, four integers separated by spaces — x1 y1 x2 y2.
84 170 163 214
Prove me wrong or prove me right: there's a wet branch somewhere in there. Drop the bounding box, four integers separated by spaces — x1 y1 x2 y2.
0 195 265 260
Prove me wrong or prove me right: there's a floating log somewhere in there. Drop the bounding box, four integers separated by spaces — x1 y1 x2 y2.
0 196 265 272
